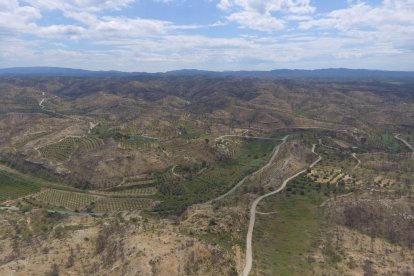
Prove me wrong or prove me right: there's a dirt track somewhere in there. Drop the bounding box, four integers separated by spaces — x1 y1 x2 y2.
242 144 322 276
395 134 414 158
207 135 289 204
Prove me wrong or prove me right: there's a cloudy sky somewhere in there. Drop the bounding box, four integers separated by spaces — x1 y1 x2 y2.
1 0 414 72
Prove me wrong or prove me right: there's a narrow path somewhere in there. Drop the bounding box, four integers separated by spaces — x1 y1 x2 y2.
141 134 160 140
216 126 351 143
0 206 19 211
319 192 354 208
319 138 362 169
171 165 183 179
351 153 361 169
39 97 46 108
256 211 278 215
242 144 322 276
395 134 414 158
207 135 289 204
37 91 74 119
318 138 339 150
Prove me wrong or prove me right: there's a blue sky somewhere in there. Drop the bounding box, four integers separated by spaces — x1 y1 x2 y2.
0 0 413 71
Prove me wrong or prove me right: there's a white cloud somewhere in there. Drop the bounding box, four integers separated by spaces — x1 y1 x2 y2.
217 0 315 32
227 11 284 31
0 0 41 32
63 11 98 25
283 14 312 21
37 25 87 39
217 0 231 10
297 0 414 63
2 29 414 71
0 0 414 71
26 0 135 13
0 0 203 39
0 1 87 39
152 0 175 3
93 17 171 36
218 0 315 14
300 1 414 31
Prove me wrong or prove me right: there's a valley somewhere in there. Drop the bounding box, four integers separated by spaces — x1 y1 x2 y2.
0 75 413 275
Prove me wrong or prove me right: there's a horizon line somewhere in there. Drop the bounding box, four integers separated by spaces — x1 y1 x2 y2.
1 66 414 74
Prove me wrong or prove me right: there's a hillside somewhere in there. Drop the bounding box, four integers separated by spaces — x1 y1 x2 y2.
0 75 413 275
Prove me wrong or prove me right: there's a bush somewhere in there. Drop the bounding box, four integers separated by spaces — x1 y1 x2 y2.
47 264 59 276
20 204 32 213
95 233 107 254
41 247 49 254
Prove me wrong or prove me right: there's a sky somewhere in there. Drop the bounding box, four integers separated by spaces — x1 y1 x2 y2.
0 0 414 72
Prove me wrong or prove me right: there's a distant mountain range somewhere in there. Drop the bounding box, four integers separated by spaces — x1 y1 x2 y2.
1 66 414 78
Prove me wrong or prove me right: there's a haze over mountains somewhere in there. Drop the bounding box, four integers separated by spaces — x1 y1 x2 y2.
1 67 414 78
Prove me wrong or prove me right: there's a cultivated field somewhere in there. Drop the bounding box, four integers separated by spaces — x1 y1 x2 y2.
0 170 40 203
39 136 103 162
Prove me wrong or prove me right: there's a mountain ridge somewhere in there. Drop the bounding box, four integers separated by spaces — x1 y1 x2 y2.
1 66 414 78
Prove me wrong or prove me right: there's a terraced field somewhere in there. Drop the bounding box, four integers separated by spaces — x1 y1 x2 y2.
307 167 361 191
0 170 41 203
39 137 78 162
14 131 52 148
98 187 157 197
39 136 103 162
32 189 99 211
77 136 104 151
118 136 154 149
119 174 157 188
24 188 155 213
92 197 153 212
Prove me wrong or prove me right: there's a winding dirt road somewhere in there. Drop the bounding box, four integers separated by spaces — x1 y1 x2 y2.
256 211 278 215
216 126 351 144
395 134 414 158
242 144 322 276
39 97 46 109
171 165 183 179
38 91 69 118
207 135 289 203
351 153 361 169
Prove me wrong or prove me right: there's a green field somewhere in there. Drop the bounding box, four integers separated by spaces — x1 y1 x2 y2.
155 138 278 213
31 189 99 211
251 174 348 275
0 170 41 203
25 188 154 213
39 137 78 162
0 167 154 213
363 132 404 153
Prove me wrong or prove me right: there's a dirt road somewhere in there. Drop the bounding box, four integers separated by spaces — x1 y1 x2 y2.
351 153 361 169
395 134 414 158
207 135 289 203
242 144 322 276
